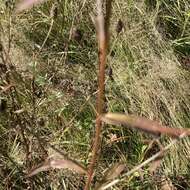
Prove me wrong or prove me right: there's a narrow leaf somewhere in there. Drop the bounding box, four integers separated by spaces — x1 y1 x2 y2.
16 0 47 13
101 113 190 138
27 159 51 177
50 158 87 174
149 155 164 174
27 154 87 177
95 163 125 190
103 162 125 181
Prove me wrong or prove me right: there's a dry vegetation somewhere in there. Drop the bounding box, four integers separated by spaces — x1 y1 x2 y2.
0 0 190 189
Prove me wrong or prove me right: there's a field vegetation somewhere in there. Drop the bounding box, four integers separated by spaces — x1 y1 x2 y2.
0 0 190 189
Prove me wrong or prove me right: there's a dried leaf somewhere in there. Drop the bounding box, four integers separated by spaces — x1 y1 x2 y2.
49 158 87 174
95 163 125 190
103 162 125 181
16 0 47 13
149 155 164 174
27 159 51 177
101 113 190 138
27 154 87 177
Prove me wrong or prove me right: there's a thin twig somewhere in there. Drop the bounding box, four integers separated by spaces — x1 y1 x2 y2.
84 1 112 189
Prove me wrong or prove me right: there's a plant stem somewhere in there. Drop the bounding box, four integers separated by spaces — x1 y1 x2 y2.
84 1 112 189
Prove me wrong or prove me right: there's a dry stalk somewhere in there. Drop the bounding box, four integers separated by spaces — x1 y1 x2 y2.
84 0 112 189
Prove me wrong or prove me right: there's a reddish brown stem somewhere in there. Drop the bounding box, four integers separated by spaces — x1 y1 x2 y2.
84 1 112 189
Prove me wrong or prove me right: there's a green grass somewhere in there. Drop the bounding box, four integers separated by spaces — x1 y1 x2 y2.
0 0 190 189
